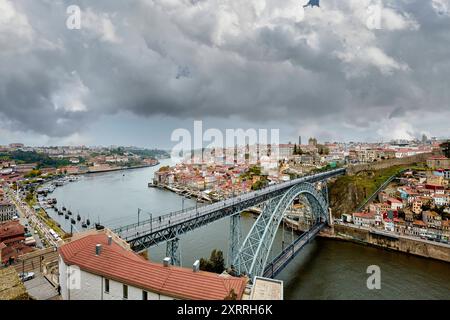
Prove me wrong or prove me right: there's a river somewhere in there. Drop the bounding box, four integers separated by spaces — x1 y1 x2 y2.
47 159 450 299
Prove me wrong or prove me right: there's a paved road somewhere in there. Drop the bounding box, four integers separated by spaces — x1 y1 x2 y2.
4 187 59 247
24 274 59 300
263 222 324 278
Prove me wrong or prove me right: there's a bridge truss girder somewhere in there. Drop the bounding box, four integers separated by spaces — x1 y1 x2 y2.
128 188 289 251
166 238 181 266
228 213 242 268
234 182 329 279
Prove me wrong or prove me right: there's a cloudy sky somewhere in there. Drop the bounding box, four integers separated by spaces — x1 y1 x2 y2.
0 0 449 148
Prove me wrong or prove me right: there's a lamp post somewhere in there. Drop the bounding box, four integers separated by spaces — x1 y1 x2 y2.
147 212 152 232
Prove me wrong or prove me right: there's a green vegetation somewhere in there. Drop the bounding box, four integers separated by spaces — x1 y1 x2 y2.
311 162 343 174
109 147 169 158
36 209 66 237
200 249 225 274
158 165 170 172
293 144 303 155
317 144 330 155
240 165 269 190
127 148 169 158
240 165 262 180
24 190 36 205
24 169 42 178
251 180 267 190
0 151 71 168
224 289 238 300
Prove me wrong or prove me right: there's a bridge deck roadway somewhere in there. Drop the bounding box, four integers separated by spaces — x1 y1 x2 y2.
263 222 325 278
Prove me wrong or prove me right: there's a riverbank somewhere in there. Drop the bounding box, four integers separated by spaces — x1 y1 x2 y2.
85 162 160 175
321 223 450 263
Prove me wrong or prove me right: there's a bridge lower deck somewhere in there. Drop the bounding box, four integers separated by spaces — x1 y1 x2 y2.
263 222 325 278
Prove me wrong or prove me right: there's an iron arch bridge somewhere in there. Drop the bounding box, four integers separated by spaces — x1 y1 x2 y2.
233 182 329 279
111 168 345 277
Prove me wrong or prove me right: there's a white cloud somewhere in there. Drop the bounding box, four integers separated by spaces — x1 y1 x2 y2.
51 71 90 112
0 0 34 54
82 8 122 43
431 0 450 16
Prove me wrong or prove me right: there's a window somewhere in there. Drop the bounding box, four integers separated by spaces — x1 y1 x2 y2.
142 291 148 300
123 284 128 299
104 279 109 293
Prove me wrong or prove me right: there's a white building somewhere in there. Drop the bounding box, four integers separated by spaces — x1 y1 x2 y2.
58 230 247 300
0 201 17 222
352 212 375 227
433 195 448 207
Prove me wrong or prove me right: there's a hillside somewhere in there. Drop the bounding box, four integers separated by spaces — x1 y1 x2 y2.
328 165 418 217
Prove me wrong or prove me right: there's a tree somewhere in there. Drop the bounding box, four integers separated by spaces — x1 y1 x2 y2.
293 144 303 155
317 144 330 155
24 169 41 178
25 191 34 203
224 289 238 300
200 249 225 274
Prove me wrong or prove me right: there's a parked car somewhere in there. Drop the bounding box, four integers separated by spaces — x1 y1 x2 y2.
18 272 35 282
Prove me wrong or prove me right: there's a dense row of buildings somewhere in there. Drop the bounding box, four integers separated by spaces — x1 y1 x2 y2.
345 164 450 242
0 184 34 266
154 139 441 201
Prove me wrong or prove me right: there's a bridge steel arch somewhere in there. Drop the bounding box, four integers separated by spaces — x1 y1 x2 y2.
234 182 328 279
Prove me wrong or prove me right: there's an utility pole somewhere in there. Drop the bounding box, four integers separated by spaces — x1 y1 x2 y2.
137 208 141 225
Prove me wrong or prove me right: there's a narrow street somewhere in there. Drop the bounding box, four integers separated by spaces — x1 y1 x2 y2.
4 186 58 248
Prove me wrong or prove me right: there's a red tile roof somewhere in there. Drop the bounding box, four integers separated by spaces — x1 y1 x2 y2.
387 197 402 204
0 221 24 242
413 220 426 227
353 212 375 218
59 233 247 300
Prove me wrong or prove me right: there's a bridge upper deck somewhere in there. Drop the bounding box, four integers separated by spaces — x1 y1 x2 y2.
113 168 345 244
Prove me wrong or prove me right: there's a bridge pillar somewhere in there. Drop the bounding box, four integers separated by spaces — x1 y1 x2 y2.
228 212 242 269
321 182 329 207
166 238 181 266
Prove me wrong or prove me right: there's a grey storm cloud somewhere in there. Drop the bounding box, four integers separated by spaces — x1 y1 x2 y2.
1 0 450 141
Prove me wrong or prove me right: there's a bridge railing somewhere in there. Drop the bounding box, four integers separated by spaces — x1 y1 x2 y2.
112 202 211 234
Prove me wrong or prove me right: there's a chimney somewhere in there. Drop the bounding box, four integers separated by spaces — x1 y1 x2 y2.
95 244 102 256
107 235 112 245
193 260 200 273
163 257 171 267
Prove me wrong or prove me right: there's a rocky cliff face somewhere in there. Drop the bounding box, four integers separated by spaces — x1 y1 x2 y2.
328 175 368 217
